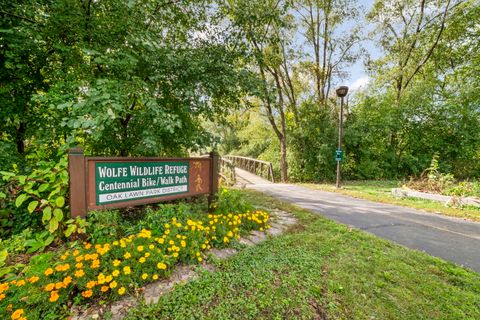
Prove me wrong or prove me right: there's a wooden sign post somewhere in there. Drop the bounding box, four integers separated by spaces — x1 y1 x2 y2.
68 148 219 217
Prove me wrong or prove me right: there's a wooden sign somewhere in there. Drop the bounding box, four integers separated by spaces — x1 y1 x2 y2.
68 148 219 217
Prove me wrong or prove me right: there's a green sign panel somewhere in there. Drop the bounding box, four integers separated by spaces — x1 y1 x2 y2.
335 149 344 161
95 161 189 205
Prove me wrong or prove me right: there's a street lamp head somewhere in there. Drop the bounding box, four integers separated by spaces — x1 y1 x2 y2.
336 86 349 98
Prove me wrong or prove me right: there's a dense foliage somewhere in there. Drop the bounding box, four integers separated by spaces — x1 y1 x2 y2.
221 0 480 183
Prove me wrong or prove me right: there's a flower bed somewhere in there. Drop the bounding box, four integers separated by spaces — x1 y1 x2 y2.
0 210 270 319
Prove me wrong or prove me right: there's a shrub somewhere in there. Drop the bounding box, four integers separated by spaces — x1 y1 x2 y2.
0 210 270 319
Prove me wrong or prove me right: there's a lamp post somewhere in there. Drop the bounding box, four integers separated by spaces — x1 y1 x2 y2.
335 86 348 188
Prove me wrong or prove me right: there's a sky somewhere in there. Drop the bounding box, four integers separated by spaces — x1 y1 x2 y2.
345 0 382 92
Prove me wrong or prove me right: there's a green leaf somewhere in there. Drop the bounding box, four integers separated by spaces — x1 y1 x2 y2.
15 194 29 207
27 200 39 213
0 192 6 199
17 175 27 184
0 250 8 265
42 206 52 223
48 217 59 233
64 224 77 237
53 208 63 221
55 196 65 208
38 183 50 192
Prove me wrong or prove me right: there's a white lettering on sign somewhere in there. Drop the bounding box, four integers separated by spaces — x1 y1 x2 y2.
98 185 188 204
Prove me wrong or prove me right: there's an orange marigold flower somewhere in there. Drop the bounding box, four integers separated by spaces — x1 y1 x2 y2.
0 283 9 292
15 280 26 287
75 270 85 278
45 283 55 291
75 262 83 269
73 249 80 256
49 290 60 302
109 281 117 289
100 285 109 292
81 290 93 298
91 259 100 269
86 281 96 289
84 243 92 249
28 276 40 284
113 260 121 267
44 268 54 276
55 282 64 290
75 255 84 262
0 293 5 301
63 276 72 286
11 308 24 320
112 269 120 277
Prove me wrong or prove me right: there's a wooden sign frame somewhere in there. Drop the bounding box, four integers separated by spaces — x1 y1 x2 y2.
68 148 219 217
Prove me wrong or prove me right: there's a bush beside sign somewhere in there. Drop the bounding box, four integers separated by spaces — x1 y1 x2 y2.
68 148 219 217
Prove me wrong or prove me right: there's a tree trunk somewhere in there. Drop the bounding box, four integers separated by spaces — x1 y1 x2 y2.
16 122 26 155
279 136 288 182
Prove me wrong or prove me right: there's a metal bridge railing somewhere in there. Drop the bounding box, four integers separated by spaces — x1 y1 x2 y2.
219 157 237 186
223 155 275 183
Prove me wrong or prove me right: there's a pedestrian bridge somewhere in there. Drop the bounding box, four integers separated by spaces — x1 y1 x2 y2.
220 155 274 186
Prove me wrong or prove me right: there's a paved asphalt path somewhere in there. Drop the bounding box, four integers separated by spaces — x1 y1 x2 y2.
235 168 480 273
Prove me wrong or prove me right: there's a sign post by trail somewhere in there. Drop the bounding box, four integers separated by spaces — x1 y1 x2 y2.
68 148 219 217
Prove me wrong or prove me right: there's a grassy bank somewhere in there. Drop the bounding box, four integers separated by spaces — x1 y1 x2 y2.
126 190 480 320
301 181 480 222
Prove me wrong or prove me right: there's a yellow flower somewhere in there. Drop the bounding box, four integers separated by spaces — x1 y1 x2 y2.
137 246 144 252
172 252 179 258
113 259 121 267
15 280 26 287
113 241 119 246
223 237 229 243
141 273 148 280
84 242 92 249
49 290 59 302
86 281 96 289
45 283 55 292
123 266 131 275
152 274 159 280
44 268 54 276
139 257 146 264
55 282 64 290
124 252 131 259
75 255 84 262
75 262 84 269
148 244 154 250
91 259 100 269
157 238 165 244
197 257 203 262
109 281 117 289
227 231 233 238
144 252 151 258
63 276 72 286
0 293 5 301
180 240 186 247
118 287 126 295
157 262 167 270
73 249 80 256
81 290 93 298
112 270 120 277
105 275 113 283
75 269 85 278
11 308 24 320
101 285 109 292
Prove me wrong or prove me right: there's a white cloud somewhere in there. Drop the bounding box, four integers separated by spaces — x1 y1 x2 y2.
349 76 370 92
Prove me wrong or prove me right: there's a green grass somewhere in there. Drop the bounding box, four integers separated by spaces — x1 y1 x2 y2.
301 180 480 222
125 190 480 320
